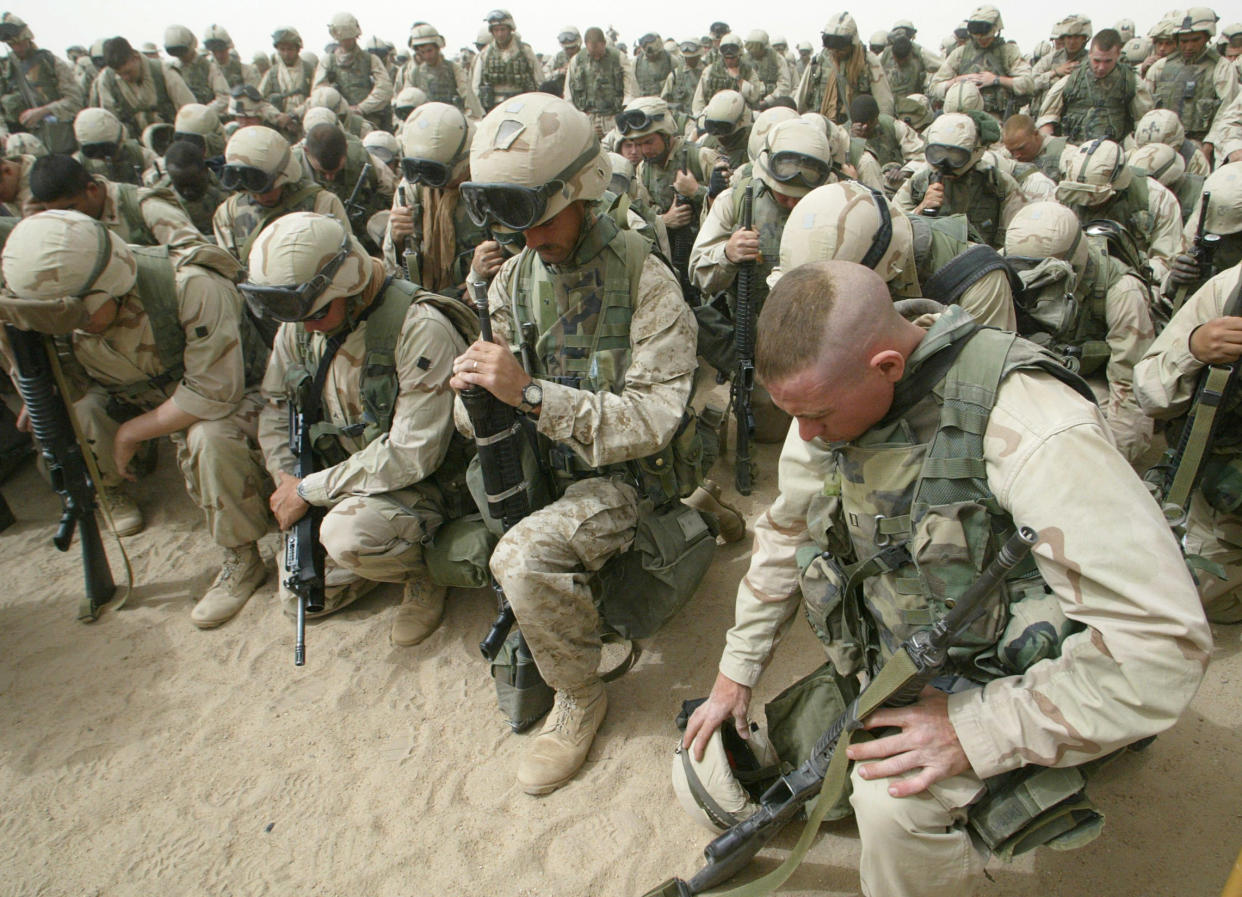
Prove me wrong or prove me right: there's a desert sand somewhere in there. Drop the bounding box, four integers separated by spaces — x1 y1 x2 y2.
0 439 1238 897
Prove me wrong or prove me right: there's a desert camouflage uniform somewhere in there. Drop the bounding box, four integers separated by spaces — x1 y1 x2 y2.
1063 177 1186 284
92 59 196 133
453 213 697 692
257 57 316 121
719 307 1210 897
170 55 230 117
928 40 1034 117
259 259 467 612
153 169 231 239
0 46 84 140
1145 46 1239 140
64 257 270 550
211 181 348 267
1134 264 1242 621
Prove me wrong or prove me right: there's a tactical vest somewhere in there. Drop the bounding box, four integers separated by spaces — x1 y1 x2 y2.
103 60 176 135
910 163 1010 247
1033 136 1068 182
635 51 674 96
1087 178 1152 250
700 59 757 105
267 59 315 110
304 140 375 212
217 57 247 90
748 51 781 96
1060 62 1136 143
320 50 372 105
112 183 167 246
805 51 872 123
178 55 218 105
801 308 1092 681
413 59 463 108
639 140 707 213
702 127 749 169
508 214 692 505
226 179 324 264
569 48 625 115
865 115 904 167
957 40 1012 115
79 141 147 186
664 64 700 114
0 49 63 127
908 213 973 288
1153 50 1225 136
880 47 926 97
480 44 536 100
1172 172 1206 223
726 177 786 315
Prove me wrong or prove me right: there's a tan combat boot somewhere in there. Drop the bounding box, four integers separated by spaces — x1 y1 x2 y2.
517 678 607 795
391 576 447 646
101 483 143 536
191 543 267 629
684 478 746 543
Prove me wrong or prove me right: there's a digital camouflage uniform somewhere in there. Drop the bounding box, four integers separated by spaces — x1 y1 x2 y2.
259 260 469 612
1037 62 1153 143
1134 264 1242 623
929 40 1034 118
454 212 697 694
719 306 1210 897
313 46 393 130
1146 46 1239 139
93 58 196 134
0 45 83 144
894 159 1026 248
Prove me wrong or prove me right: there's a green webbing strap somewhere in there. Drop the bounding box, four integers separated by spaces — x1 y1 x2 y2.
706 649 921 897
1167 364 1234 510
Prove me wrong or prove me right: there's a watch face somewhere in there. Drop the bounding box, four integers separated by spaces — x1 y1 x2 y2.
523 383 541 406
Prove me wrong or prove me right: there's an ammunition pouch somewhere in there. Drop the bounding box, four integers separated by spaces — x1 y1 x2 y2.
490 629 555 733
968 764 1104 859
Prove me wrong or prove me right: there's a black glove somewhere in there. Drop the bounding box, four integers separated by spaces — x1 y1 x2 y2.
1169 252 1202 286
708 166 729 199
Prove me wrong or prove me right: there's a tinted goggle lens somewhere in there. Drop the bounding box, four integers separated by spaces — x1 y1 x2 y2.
401 157 452 187
822 34 852 51
608 172 630 195
768 151 831 187
220 164 276 192
966 21 992 35
703 119 734 136
615 109 663 134
80 142 116 160
240 233 350 321
925 145 971 170
460 182 548 231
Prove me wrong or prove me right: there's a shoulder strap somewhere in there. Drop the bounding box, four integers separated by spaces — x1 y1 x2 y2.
236 183 322 264
129 245 186 376
115 183 156 244
921 244 1019 306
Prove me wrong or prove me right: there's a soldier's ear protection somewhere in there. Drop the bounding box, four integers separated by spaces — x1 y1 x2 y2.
860 188 892 270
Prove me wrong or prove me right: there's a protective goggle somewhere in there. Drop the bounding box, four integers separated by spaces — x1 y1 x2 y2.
679 42 700 55
401 157 453 187
231 83 262 102
485 10 510 25
558 32 579 45
766 150 831 189
220 163 278 193
925 144 972 171
460 144 598 231
204 39 229 52
80 142 118 160
615 108 665 135
719 42 741 56
638 33 660 47
821 34 853 51
701 118 736 137
164 44 189 55
966 21 994 35
238 224 352 322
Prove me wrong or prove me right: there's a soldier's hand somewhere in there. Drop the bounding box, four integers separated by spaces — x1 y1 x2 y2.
846 687 971 797
673 167 700 197
850 120 868 138
1055 60 1080 76
683 671 753 762
271 473 309 530
112 423 145 482
390 204 416 242
917 181 945 214
725 227 761 263
1190 317 1242 364
470 240 506 279
451 338 531 406
1169 252 1202 285
18 106 48 128
662 202 694 229
883 164 907 189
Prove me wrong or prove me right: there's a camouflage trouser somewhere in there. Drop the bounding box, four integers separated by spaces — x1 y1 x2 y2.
586 112 616 140
75 388 272 548
278 486 442 616
490 476 639 692
850 764 985 897
1184 490 1242 614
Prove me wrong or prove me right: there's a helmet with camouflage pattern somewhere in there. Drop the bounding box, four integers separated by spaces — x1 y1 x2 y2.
400 102 473 181
771 34 789 50
395 86 429 119
465 92 608 231
1149 12 1181 40
364 35 391 56
799 112 849 169
5 132 46 157
74 107 122 148
1056 138 1131 206
1198 164 1242 234
671 723 780 834
702 90 751 137
309 85 350 116
203 24 233 51
484 9 516 31
0 12 31 43
1134 108 1187 149
616 95 676 139
1176 7 1219 37
409 23 445 49
896 93 934 130
777 180 914 283
0 210 137 334
822 12 859 41
272 27 302 49
680 38 701 58
1123 37 1152 63
869 30 890 54
892 19 918 38
328 12 362 41
1115 18 1136 41
606 151 637 200
1004 201 1089 272
966 5 1004 35
924 112 983 174
943 81 984 113
163 24 197 54
718 32 743 58
242 212 372 321
224 125 302 192
1128 142 1184 187
747 106 799 162
755 118 833 198
142 122 175 157
1054 14 1093 38
475 26 492 48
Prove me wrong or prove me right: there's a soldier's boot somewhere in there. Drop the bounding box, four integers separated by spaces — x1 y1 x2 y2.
391 576 447 646
191 543 267 629
1204 593 1242 625
101 483 143 536
517 677 608 796
683 478 746 543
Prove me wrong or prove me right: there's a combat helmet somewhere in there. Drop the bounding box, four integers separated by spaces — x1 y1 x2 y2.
0 12 31 43
1176 7 1219 37
221 125 302 194
272 27 302 49
943 81 984 113
755 118 833 198
163 24 197 55
328 13 362 41
73 108 123 158
747 106 799 162
399 102 473 187
821 12 859 51
395 86 429 120
671 721 780 833
203 24 233 52
1056 138 1131 207
701 90 751 139
615 96 677 141
409 23 445 49
777 180 913 283
1128 143 1184 188
462 92 608 232
923 112 985 175
966 5 1004 37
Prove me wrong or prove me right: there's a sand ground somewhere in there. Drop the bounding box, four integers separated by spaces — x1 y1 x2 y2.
0 438 1238 897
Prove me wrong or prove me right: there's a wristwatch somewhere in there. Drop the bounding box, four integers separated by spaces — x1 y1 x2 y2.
518 380 543 414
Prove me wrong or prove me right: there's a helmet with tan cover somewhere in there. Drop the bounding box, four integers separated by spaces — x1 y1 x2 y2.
1197 164 1242 234
777 180 913 284
222 125 302 194
241 212 372 322
409 23 445 50
5 132 46 157
943 82 984 113
203 24 233 51
0 210 138 334
272 27 302 49
1055 14 1093 38
671 723 780 833
1056 138 1131 207
463 93 608 232
0 12 32 43
1004 201 1089 270
615 95 676 140
163 24 197 54
399 102 473 187
747 106 798 163
1135 108 1188 149
755 119 833 198
74 107 123 148
924 112 983 174
701 90 751 138
1128 143 1184 187
328 12 362 41
1176 7 1219 37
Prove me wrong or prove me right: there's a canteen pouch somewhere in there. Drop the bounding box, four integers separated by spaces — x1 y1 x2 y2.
423 515 496 589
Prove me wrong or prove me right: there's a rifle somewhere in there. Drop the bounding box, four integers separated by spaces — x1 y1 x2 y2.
343 161 373 227
922 163 951 217
397 184 419 283
732 183 756 496
668 191 700 306
285 334 347 666
643 526 1040 897
5 324 115 621
1169 191 1220 315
